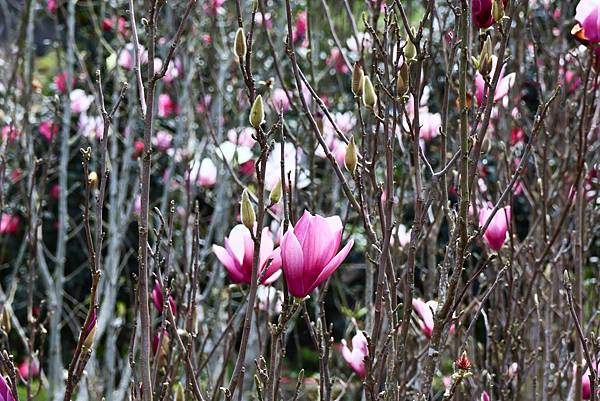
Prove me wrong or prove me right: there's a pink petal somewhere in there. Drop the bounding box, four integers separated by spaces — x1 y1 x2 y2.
494 72 516 102
301 215 337 287
306 238 354 294
292 210 313 247
228 225 252 268
262 247 282 284
213 244 244 283
281 229 306 297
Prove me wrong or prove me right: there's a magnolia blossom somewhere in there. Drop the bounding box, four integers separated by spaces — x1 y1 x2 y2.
317 112 356 167
152 281 177 315
193 158 217 187
153 131 173 152
257 286 282 314
479 205 511 251
49 184 61 200
576 361 600 400
39 121 58 141
213 225 282 285
1 125 20 144
394 224 411 248
412 298 455 338
0 374 15 401
326 48 350 74
118 43 148 70
18 357 40 381
265 143 309 191
472 0 507 29
481 391 491 401
204 0 225 16
255 12 273 29
292 11 307 44
573 0 600 44
46 0 58 13
157 94 177 118
271 88 290 113
341 330 368 379
0 214 19 234
346 32 372 57
70 89 94 114
475 56 516 105
280 211 354 298
419 111 442 141
78 114 103 140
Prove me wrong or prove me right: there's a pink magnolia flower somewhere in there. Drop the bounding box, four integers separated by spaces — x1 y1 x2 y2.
341 330 368 379
204 0 225 16
46 0 58 13
152 280 177 315
280 211 354 298
0 374 15 401
475 56 516 105
255 12 273 29
49 184 61 200
196 158 217 187
70 89 94 114
212 225 282 285
0 214 19 234
18 357 40 381
293 12 307 44
257 286 282 314
1 125 20 144
118 43 148 70
153 131 172 152
574 0 600 44
39 121 58 141
576 361 600 400
420 112 441 141
481 391 491 401
479 206 511 251
157 94 177 118
326 48 350 74
54 72 75 94
78 114 103 140
133 195 141 216
271 88 290 113
472 0 507 29
412 298 455 339
265 143 309 191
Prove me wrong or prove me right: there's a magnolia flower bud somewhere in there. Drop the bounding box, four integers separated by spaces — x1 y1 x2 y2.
492 0 505 22
396 63 409 97
404 28 417 61
351 63 364 97
0 308 11 333
234 28 247 60
240 189 256 230
88 171 99 191
362 76 377 110
249 95 265 129
83 323 96 349
478 36 493 76
344 137 358 175
269 179 282 204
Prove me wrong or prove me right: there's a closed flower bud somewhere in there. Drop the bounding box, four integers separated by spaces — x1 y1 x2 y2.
344 137 358 175
479 37 493 76
492 0 504 22
234 28 247 60
88 171 99 191
351 63 364 97
0 308 11 333
362 76 377 110
249 95 265 129
269 179 282 205
174 383 185 401
404 28 417 61
240 189 256 230
396 63 409 97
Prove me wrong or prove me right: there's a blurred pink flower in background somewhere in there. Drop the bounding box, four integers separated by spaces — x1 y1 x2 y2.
257 286 282 314
0 374 15 401
118 43 148 70
0 214 19 234
475 56 516 105
481 391 490 401
18 357 40 381
213 225 282 285
39 121 58 141
341 330 368 379
479 205 511 251
49 184 61 200
256 12 273 29
54 71 75 94
196 158 217 187
78 114 103 140
70 89 94 114
133 195 141 216
153 131 173 152
419 111 441 141
326 48 350 74
271 88 290 113
46 0 58 13
265 143 309 191
204 0 225 16
157 94 177 118
412 298 455 338
292 11 307 44
280 211 354 298
2 125 20 144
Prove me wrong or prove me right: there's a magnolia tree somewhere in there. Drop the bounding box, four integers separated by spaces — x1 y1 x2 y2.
0 0 599 400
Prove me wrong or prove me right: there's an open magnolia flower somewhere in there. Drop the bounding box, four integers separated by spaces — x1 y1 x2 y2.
213 225 282 285
0 374 15 401
573 0 600 44
479 205 511 251
341 330 368 379
281 211 353 298
475 56 515 105
412 298 455 339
